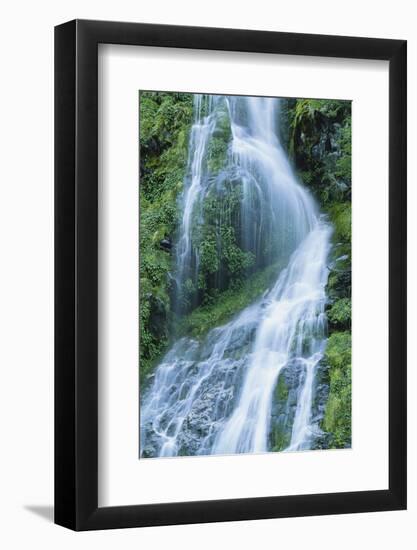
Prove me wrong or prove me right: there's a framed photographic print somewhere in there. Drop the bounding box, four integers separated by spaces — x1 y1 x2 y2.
55 20 407 530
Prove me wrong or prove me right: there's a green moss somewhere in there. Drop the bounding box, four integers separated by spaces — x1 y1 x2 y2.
322 332 352 448
325 332 351 369
275 373 289 402
178 261 282 339
271 424 291 452
328 202 351 243
270 373 292 451
326 201 351 309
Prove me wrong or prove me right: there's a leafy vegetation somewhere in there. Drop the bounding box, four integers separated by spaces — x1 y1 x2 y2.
190 183 255 300
322 332 352 447
139 91 193 378
327 298 351 330
287 98 351 205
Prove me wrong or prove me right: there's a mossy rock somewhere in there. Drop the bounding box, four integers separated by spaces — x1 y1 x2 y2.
287 98 351 207
275 372 290 403
270 421 292 452
206 136 230 173
325 331 351 370
321 331 352 448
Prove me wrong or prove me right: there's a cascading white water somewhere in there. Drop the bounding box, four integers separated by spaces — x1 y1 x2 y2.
176 95 217 286
213 224 331 454
140 94 332 458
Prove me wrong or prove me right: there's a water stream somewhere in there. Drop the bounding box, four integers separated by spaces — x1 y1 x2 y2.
140 94 332 458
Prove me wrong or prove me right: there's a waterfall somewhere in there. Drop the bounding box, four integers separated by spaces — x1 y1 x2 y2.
175 95 217 300
140 94 332 458
213 224 331 454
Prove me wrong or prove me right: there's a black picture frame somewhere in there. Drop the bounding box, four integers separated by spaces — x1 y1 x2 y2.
55 19 407 531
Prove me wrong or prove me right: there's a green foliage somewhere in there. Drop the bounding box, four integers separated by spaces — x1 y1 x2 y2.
325 331 351 369
139 92 245 377
335 117 351 181
206 106 232 172
271 424 291 452
322 332 352 448
328 202 351 243
178 262 282 339
139 95 159 145
327 298 351 329
188 182 255 303
287 98 351 205
140 91 193 146
140 91 193 201
207 136 229 172
199 231 220 274
220 226 255 274
213 108 232 138
290 99 348 151
139 92 193 381
292 98 348 126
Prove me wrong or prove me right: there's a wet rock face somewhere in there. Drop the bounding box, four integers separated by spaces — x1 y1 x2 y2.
140 429 162 458
269 360 304 451
159 237 172 252
139 336 250 458
310 360 331 449
268 356 330 452
176 367 243 456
